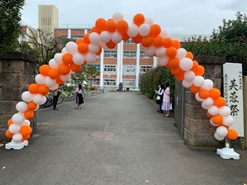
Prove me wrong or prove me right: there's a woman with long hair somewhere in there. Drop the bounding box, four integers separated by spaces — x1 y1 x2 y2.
75 84 84 109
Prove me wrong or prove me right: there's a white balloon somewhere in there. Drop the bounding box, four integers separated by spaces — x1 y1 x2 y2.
100 31 111 43
12 113 25 124
60 74 71 82
216 126 228 137
99 41 108 49
20 119 31 126
73 53 85 65
223 115 234 126
155 47 166 57
201 79 214 90
214 132 225 141
201 102 210 110
89 32 100 45
9 124 21 134
49 59 59 69
157 56 168 66
89 44 100 54
182 80 193 88
138 24 150 36
111 31 122 43
54 53 63 64
202 97 214 107
21 91 33 102
195 93 203 102
49 84 59 91
16 102 27 112
12 133 23 142
35 74 46 84
179 58 193 71
193 76 204 87
144 45 155 56
45 77 57 87
85 52 97 63
61 47 67 54
219 106 231 117
176 48 187 60
184 71 195 81
112 12 124 22
159 29 168 38
208 106 219 116
33 94 46 105
65 42 78 54
127 24 139 37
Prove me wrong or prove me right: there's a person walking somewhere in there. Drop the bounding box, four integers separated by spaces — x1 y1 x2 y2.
155 84 164 113
75 84 84 109
53 89 60 110
162 82 171 117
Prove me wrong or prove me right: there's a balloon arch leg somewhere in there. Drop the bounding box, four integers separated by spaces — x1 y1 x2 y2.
4 12 239 159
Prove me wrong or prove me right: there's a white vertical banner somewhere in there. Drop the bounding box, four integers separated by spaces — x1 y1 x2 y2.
223 63 244 137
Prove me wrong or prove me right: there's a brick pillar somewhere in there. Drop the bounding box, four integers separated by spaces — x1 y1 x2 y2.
184 56 225 151
0 53 37 143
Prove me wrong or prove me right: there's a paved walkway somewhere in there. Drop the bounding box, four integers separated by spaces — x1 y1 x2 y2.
0 92 247 185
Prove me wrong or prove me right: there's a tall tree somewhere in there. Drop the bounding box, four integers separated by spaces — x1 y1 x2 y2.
0 0 25 52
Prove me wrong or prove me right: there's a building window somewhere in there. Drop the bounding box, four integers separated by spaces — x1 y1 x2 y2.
123 51 136 58
104 65 116 72
123 80 135 87
104 79 116 86
124 39 134 44
104 50 117 58
71 35 83 40
87 64 100 72
140 66 153 73
140 51 153 58
123 65 136 74
92 79 100 86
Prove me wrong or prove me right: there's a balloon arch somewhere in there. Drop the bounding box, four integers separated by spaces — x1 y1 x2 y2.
5 12 238 150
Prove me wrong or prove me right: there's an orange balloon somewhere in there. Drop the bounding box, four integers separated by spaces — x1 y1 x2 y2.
168 57 180 69
91 26 98 33
166 47 177 58
62 53 73 65
106 40 116 49
171 67 181 75
116 20 128 34
56 77 64 85
213 97 226 107
19 125 32 136
191 60 199 70
171 40 181 49
206 112 213 118
132 34 143 44
95 47 102 55
190 84 201 94
70 64 82 72
163 37 173 48
27 101 38 110
58 63 70 75
5 130 14 139
198 89 209 99
39 65 51 76
28 84 40 94
209 88 221 100
7 119 13 127
22 134 30 140
211 114 223 126
152 36 164 47
83 33 91 44
48 68 59 79
175 71 185 81
106 19 117 33
76 38 85 45
186 52 194 60
24 110 34 120
38 85 49 96
194 65 205 76
149 24 161 37
78 43 89 54
133 13 145 26
141 36 153 47
95 18 107 32
121 32 130 41
227 129 238 140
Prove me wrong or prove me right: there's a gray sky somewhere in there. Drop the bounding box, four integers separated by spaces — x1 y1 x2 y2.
21 0 247 35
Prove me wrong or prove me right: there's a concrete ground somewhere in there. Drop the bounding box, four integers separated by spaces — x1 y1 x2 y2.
0 92 247 185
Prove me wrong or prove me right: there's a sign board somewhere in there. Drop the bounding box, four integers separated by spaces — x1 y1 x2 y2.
223 63 244 137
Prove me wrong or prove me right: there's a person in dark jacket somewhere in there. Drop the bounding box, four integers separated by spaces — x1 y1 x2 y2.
75 84 84 109
53 89 60 110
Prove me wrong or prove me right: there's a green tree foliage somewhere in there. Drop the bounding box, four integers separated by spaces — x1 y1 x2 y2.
0 0 24 52
140 66 175 100
182 12 247 75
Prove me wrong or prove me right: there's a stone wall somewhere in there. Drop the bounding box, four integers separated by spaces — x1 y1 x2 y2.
184 56 225 151
0 53 37 143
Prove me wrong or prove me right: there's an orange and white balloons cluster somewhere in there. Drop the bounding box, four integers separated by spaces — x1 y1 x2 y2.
5 12 238 145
